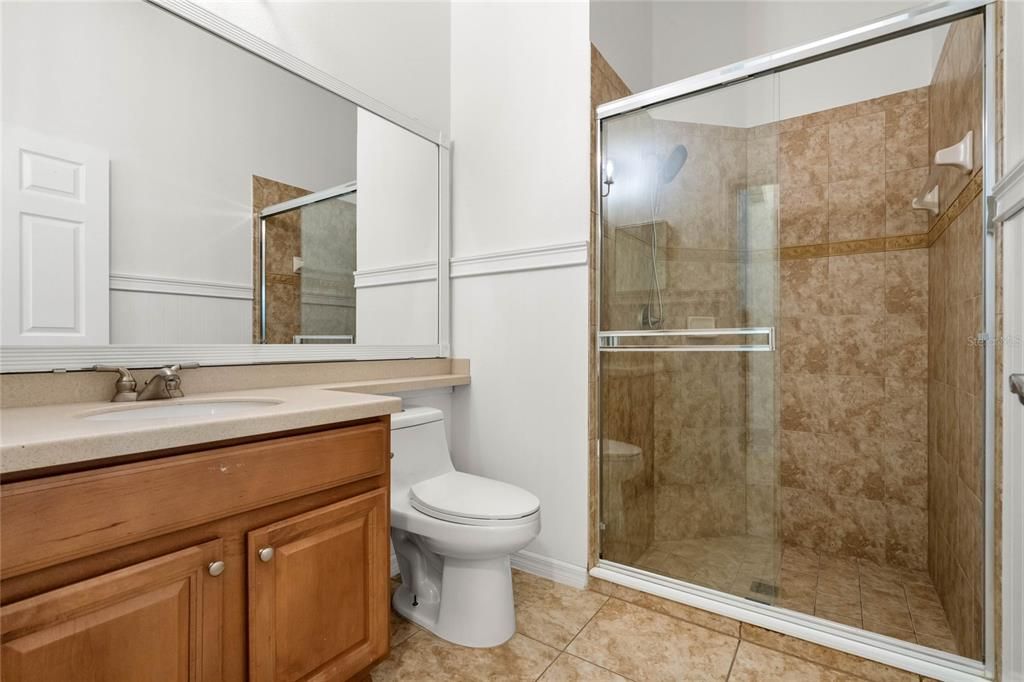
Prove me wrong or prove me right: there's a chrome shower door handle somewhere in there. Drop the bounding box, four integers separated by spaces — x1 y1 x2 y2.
1011 374 1024 406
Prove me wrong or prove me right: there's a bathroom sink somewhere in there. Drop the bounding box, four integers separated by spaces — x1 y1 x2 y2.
78 398 282 422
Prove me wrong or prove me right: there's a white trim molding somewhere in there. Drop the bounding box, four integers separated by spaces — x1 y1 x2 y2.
353 262 439 289
110 273 253 301
993 159 1024 222
511 550 588 590
450 241 588 279
0 344 444 373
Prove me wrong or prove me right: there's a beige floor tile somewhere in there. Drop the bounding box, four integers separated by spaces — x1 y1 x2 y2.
567 598 738 681
915 629 959 655
728 642 864 681
513 570 608 649
815 605 863 629
740 624 919 682
370 631 559 682
390 609 420 648
589 577 741 637
538 653 629 681
389 581 420 647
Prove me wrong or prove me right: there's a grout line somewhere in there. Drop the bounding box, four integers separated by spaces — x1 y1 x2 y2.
724 638 742 681
562 595 610 653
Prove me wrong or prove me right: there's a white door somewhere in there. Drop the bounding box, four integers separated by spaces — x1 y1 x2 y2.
1 128 110 345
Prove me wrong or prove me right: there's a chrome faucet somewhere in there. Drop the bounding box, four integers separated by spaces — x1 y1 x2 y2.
94 363 200 402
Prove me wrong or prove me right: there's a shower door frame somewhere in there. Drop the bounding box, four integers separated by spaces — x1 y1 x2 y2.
593 2 998 680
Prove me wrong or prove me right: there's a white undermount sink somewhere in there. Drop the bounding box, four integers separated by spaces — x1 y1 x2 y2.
78 398 283 422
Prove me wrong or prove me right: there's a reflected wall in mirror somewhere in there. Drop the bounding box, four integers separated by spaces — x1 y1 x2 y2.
1 0 440 350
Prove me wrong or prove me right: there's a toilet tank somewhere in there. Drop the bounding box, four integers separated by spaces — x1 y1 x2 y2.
390 407 455 490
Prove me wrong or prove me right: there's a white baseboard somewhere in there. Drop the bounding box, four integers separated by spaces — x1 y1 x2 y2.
390 548 588 590
511 550 589 589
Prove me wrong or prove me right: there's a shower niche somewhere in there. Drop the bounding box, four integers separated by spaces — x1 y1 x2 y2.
596 8 988 667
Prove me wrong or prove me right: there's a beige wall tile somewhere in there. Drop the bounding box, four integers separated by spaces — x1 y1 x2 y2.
782 374 831 433
781 183 828 246
885 167 931 236
827 253 885 315
828 175 885 241
829 112 884 182
884 99 929 172
780 316 830 374
829 315 885 376
884 313 928 379
829 375 884 440
780 125 829 189
884 249 929 314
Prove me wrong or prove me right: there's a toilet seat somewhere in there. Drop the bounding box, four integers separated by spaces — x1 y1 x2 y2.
409 471 540 527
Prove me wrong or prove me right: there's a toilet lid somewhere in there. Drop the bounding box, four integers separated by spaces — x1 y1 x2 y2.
409 472 540 525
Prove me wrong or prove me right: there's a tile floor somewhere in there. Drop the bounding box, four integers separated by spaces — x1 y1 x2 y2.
371 570 925 681
632 538 959 655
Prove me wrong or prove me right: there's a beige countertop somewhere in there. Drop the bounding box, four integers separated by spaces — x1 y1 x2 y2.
0 384 404 475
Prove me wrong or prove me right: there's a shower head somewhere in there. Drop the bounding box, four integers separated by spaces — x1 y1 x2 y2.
659 144 688 184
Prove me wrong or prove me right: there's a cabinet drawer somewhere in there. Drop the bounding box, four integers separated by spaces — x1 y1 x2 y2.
1 422 387 578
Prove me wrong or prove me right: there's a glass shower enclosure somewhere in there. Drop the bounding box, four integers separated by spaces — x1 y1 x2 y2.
595 2 992 674
598 72 781 595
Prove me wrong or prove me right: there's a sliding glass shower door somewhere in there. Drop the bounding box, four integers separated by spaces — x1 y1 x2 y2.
598 74 782 601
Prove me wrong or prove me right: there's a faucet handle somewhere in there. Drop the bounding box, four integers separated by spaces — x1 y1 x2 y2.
93 365 138 402
164 362 200 373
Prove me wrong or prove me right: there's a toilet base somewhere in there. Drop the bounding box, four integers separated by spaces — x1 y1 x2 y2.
393 555 516 648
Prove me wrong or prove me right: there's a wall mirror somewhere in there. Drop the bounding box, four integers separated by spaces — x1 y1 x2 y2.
0 0 449 372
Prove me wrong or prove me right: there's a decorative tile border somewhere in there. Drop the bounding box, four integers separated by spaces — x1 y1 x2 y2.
778 168 983 261
926 169 985 246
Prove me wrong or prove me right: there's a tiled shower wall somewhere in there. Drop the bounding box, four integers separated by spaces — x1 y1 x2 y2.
774 88 932 570
925 14 985 660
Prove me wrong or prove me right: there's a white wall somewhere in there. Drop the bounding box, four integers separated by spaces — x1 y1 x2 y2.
354 109 439 345
1006 0 1024 176
197 0 451 136
593 0 944 123
590 0 652 93
449 1 591 570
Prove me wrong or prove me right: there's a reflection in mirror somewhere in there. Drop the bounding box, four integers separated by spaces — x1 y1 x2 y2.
1 0 440 349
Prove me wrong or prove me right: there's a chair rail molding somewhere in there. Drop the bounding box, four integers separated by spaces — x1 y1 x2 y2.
449 241 588 279
993 158 1024 222
110 273 253 300
353 262 439 289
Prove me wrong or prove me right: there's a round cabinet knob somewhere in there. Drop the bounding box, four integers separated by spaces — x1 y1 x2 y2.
258 547 274 562
208 560 226 577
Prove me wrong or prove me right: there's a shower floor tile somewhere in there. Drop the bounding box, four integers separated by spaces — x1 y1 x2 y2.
632 538 959 655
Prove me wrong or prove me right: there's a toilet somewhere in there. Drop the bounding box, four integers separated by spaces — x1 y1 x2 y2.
389 407 541 648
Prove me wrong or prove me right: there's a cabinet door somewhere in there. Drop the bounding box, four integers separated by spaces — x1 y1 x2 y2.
248 488 389 682
1 539 223 682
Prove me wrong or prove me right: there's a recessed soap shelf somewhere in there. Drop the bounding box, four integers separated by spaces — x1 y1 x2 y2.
934 130 973 173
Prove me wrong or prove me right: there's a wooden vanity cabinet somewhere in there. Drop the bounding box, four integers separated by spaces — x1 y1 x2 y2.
0 417 392 682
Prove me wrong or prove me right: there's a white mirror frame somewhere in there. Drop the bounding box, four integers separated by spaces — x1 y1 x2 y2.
0 0 450 373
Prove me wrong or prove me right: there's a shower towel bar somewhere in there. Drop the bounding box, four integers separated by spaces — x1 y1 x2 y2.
598 327 775 352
